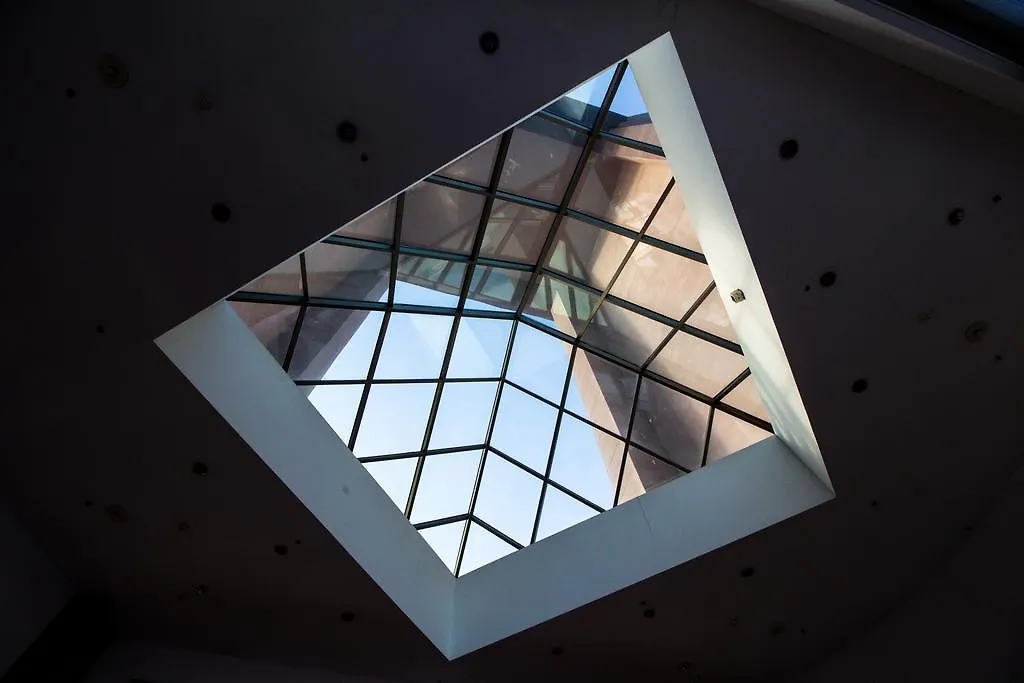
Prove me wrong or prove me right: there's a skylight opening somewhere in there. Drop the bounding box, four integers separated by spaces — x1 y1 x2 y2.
228 59 773 577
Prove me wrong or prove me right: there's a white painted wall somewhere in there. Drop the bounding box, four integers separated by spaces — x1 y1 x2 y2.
84 641 394 683
0 503 73 677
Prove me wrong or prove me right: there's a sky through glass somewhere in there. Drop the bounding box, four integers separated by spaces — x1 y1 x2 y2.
228 61 772 576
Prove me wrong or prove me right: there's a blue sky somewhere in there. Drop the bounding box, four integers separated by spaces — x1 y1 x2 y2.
563 65 650 118
306 281 617 575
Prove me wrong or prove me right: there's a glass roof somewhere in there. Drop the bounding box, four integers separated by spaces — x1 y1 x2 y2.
228 60 772 577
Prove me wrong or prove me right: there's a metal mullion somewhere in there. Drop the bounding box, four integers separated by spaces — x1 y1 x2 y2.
562 406 625 442
476 256 534 272
494 190 560 214
488 447 604 514
700 408 716 468
472 517 525 551
575 179 676 338
228 291 305 306
299 253 309 298
503 379 562 411
388 195 404 305
424 175 489 196
641 283 717 369
358 443 486 464
518 315 577 345
614 374 645 506
322 234 393 253
514 61 629 319
714 401 773 433
714 368 751 404
628 440 692 475
398 244 472 263
297 376 501 387
595 130 665 157
294 378 365 387
347 309 392 450
641 233 707 265
406 130 514 521
563 208 709 265
460 307 517 321
413 514 469 531
456 316 521 576
281 305 308 374
534 107 591 134
529 345 579 544
641 370 716 407
475 202 535 294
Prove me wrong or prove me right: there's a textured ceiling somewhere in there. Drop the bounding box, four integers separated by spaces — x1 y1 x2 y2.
2 0 1022 681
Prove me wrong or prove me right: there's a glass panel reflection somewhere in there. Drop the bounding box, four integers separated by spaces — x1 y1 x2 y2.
505 323 572 404
617 447 685 504
545 218 632 290
571 139 672 230
480 201 553 264
498 116 586 204
305 243 391 301
723 374 770 424
630 378 708 471
465 265 530 312
581 299 673 366
706 409 772 464
609 244 712 320
526 275 600 336
229 301 299 367
240 255 303 296
394 256 466 307
290 309 383 381
402 183 486 254
648 330 747 398
563 349 637 437
335 198 396 243
602 66 661 147
437 137 499 186
543 65 615 127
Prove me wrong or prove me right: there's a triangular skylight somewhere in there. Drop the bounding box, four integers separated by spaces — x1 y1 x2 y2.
228 60 772 576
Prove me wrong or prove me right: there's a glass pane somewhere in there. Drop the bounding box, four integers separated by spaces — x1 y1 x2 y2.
429 382 498 450
420 521 466 575
505 323 572 404
401 182 485 255
465 266 530 313
229 302 299 367
240 255 303 296
564 349 636 437
550 412 622 509
581 299 673 366
374 313 454 380
410 449 482 523
543 65 615 127
646 185 701 253
460 521 517 576
544 218 633 290
723 374 770 424
617 447 685 504
602 65 661 146
335 198 396 243
490 385 557 472
648 331 748 398
305 243 391 301
480 201 553 264
363 457 417 511
447 317 512 379
437 137 500 185
289 309 383 381
706 409 772 464
571 139 672 230
394 255 466 307
609 244 712 320
474 454 543 546
307 384 363 446
525 275 600 336
688 289 738 344
498 116 587 204
536 487 600 541
354 383 436 457
630 378 709 471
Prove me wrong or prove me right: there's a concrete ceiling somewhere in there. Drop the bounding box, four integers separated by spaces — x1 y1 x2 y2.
2 0 1022 681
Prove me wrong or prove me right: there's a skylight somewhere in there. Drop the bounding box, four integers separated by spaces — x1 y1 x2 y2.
229 61 771 576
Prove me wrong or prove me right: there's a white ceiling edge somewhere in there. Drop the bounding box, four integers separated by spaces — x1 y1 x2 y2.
155 32 835 661
155 301 458 656
631 33 833 492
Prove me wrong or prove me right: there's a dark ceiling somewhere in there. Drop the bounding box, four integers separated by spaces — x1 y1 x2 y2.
2 0 1022 681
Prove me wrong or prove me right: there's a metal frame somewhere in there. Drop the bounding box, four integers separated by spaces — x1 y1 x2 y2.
226 59 773 576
